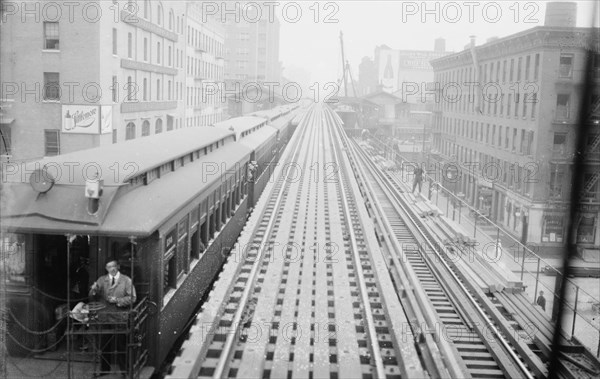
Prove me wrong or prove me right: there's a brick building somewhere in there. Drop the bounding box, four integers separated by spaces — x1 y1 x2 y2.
429 4 599 254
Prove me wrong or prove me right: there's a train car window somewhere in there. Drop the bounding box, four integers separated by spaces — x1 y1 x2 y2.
146 169 158 184
177 217 188 276
164 227 177 293
201 198 207 219
191 206 199 229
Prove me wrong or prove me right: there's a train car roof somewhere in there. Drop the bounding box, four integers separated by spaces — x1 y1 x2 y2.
1 134 251 237
250 108 282 120
1 144 252 237
4 127 235 186
291 112 305 126
212 116 266 134
237 125 278 151
270 113 294 130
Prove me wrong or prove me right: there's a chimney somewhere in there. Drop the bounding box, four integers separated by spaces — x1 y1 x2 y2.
545 2 577 27
434 38 446 53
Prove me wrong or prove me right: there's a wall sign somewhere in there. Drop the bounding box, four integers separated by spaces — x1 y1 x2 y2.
62 105 100 134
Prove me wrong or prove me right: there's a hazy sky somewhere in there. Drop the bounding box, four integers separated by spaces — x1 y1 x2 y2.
279 1 598 85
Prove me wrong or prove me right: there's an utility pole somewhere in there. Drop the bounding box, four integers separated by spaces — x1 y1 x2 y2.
339 31 348 97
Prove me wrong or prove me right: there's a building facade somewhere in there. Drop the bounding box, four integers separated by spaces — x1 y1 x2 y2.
222 3 281 83
373 40 448 95
0 0 236 162
358 56 378 96
185 2 225 127
429 24 600 254
0 1 190 161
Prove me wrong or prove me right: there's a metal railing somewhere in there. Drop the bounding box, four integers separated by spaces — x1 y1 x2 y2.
371 136 600 357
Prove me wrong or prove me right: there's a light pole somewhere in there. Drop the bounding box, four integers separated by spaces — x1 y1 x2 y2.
516 209 529 280
475 196 484 237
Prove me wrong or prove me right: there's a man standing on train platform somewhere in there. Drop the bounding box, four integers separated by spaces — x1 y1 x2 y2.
536 291 546 311
89 259 137 375
90 260 136 308
412 165 424 194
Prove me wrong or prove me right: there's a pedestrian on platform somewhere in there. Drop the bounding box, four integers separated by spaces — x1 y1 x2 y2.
412 166 424 193
537 291 546 311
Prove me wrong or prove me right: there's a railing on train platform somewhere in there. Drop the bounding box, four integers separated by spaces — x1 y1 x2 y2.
67 296 150 378
369 136 600 357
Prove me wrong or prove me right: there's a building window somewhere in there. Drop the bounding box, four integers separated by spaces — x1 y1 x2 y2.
556 94 570 120
144 37 148 61
525 55 531 80
594 53 600 79
143 78 147 101
509 58 514 82
168 46 172 66
112 28 117 55
582 173 598 200
43 72 60 100
169 10 174 30
127 76 133 101
512 128 517 151
155 118 163 133
142 120 150 136
127 32 132 58
157 42 161 64
531 93 537 119
113 129 117 143
534 54 540 81
559 54 574 78
542 214 564 242
167 116 174 131
43 22 59 50
517 57 522 81
0 124 11 155
157 4 163 25
112 75 118 102
549 164 565 198
577 215 596 243
525 131 534 155
156 79 161 100
144 0 150 19
125 122 136 140
553 132 567 153
44 130 60 156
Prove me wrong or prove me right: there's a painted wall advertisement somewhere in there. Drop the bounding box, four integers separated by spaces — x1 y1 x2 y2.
62 105 113 134
378 49 400 93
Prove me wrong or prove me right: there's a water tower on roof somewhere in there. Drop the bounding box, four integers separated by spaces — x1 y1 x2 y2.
544 2 577 27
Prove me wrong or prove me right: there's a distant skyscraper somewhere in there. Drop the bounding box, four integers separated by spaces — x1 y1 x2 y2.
358 57 378 96
221 3 281 83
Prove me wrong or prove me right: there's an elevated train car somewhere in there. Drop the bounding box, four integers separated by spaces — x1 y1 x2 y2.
0 127 254 376
249 104 300 155
213 116 279 209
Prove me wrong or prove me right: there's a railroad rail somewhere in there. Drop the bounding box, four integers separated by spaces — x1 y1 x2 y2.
345 123 600 378
332 110 537 378
167 103 600 379
168 105 424 378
